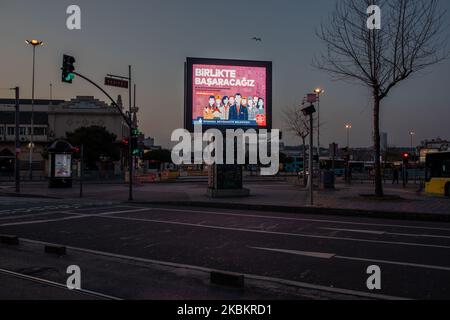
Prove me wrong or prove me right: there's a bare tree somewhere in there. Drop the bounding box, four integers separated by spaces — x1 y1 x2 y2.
315 0 448 196
283 104 310 186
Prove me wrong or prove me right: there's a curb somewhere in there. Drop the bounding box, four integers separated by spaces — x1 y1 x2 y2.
128 200 450 223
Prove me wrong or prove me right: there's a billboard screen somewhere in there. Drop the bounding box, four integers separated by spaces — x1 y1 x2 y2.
55 154 72 178
185 58 272 131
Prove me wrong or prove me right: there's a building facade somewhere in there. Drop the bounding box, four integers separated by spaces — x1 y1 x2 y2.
48 96 127 141
0 96 128 177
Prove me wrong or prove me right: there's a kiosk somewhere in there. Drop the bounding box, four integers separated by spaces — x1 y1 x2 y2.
48 140 74 188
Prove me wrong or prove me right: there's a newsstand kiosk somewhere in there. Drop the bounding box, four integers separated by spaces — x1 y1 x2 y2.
48 140 74 188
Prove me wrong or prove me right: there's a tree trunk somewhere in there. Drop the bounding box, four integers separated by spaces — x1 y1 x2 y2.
373 91 384 197
302 137 307 187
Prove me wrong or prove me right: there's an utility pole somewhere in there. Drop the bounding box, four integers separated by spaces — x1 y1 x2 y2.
317 96 320 153
128 65 133 201
13 87 20 193
50 83 53 105
79 144 84 198
29 45 36 181
302 104 316 206
26 39 43 180
331 142 336 174
309 114 314 205
314 88 324 158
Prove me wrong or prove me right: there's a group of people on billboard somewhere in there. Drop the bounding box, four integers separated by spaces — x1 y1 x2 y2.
202 93 266 125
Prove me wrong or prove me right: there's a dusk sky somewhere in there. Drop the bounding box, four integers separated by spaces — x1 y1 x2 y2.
1 0 449 148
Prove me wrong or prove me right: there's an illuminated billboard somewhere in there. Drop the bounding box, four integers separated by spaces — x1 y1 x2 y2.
185 58 272 131
54 154 72 178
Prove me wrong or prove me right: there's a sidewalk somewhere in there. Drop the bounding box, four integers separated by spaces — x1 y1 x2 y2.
1 180 449 221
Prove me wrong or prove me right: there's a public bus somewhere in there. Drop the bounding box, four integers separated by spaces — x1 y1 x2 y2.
349 161 365 173
320 159 346 177
283 156 304 173
425 151 450 197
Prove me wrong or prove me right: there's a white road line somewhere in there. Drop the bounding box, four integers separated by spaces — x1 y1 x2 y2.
72 208 150 217
0 205 136 221
0 215 86 227
148 207 450 232
19 238 409 300
321 227 385 235
322 227 450 240
71 205 138 212
250 247 450 272
387 232 450 240
0 268 121 300
250 247 336 259
92 214 450 250
0 212 63 221
335 256 450 272
0 208 150 227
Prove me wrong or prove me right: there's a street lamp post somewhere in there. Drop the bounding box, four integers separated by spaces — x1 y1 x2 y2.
314 88 324 155
345 124 352 182
410 131 415 154
410 131 416 184
345 124 352 149
302 104 317 206
25 39 43 181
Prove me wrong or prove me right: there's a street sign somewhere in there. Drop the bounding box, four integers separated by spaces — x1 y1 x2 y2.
105 77 129 89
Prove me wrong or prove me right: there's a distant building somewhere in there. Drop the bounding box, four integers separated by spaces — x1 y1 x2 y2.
48 96 128 141
0 96 129 176
420 138 449 151
0 98 64 175
418 138 450 163
142 137 161 150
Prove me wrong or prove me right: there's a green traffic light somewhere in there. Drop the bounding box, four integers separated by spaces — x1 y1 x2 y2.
65 73 75 81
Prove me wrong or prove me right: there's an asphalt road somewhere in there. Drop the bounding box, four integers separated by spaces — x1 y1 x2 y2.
1 197 450 300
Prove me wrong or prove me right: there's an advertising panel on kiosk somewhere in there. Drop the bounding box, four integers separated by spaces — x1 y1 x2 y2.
185 57 272 132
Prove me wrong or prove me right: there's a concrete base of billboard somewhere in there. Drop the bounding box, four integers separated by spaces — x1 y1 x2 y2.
207 188 250 198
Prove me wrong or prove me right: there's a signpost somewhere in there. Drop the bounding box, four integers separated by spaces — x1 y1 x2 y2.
105 77 129 89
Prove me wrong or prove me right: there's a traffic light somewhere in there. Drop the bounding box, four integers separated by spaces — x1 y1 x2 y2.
402 152 410 164
62 54 76 83
72 146 81 159
122 138 129 146
131 136 139 156
131 128 141 136
130 127 141 156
